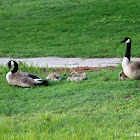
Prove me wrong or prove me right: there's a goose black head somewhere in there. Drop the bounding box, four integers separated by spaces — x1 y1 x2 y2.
8 60 18 71
120 37 131 44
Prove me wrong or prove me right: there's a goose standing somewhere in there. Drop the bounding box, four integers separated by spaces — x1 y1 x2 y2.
6 60 48 87
120 37 140 81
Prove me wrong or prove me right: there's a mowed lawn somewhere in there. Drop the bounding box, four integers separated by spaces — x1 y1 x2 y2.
0 0 140 139
0 65 140 139
0 0 140 58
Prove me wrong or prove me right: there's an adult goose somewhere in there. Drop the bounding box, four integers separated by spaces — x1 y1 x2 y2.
120 37 140 80
6 60 48 87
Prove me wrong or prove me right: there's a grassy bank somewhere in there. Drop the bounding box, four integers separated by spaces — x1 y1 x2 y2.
0 64 139 139
0 0 140 58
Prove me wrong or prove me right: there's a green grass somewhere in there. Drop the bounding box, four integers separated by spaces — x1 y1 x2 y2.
0 0 140 139
0 0 140 58
0 64 140 139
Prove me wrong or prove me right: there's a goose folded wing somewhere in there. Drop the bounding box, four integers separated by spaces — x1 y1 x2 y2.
130 62 140 70
9 73 35 87
18 72 42 79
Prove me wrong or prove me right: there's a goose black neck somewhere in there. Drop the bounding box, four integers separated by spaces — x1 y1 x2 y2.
125 42 131 61
11 62 18 73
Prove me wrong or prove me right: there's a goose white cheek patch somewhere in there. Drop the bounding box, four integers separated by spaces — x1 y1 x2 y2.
11 61 14 67
125 39 130 43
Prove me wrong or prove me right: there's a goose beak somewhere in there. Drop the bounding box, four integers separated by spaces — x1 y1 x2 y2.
120 40 125 43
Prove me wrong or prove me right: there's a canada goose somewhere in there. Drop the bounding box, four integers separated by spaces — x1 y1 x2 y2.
119 71 129 80
6 60 48 87
46 72 62 81
67 72 88 82
120 37 140 81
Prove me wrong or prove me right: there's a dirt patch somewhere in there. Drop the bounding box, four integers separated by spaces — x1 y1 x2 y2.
42 66 117 74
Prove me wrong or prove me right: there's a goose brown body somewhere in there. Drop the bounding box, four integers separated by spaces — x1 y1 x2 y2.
6 72 36 87
125 62 140 80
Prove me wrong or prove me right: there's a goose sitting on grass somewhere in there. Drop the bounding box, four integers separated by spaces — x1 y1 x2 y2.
67 72 88 82
119 37 140 83
119 71 129 80
6 60 48 88
46 72 62 82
